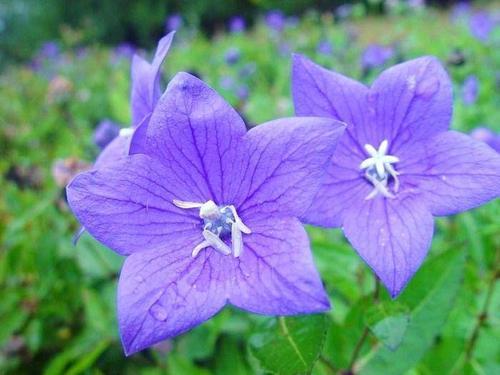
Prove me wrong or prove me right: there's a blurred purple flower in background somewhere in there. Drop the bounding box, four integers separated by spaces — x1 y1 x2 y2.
229 16 246 33
469 11 496 42
265 10 286 32
336 4 353 20
219 75 235 90
462 74 479 105
361 44 394 71
113 43 136 61
166 13 183 32
450 1 471 22
239 62 256 78
224 47 241 65
93 119 120 150
317 40 333 56
236 84 249 101
38 41 60 59
470 127 500 153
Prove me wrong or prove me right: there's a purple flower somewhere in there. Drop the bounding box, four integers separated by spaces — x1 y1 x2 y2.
224 47 241 65
236 84 249 101
229 16 246 33
470 127 500 153
38 41 60 59
95 32 175 169
292 55 500 297
67 72 345 354
469 11 496 42
166 13 183 32
450 2 471 23
113 43 136 61
239 62 256 78
462 75 479 105
317 40 333 56
265 10 285 32
93 119 120 150
361 44 394 71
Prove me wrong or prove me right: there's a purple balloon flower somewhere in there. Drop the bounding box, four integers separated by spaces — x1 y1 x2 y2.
292 54 500 297
224 47 241 65
265 10 286 32
462 74 479 105
67 72 345 354
361 44 394 71
317 40 333 56
229 16 246 33
95 32 175 169
93 119 120 150
469 11 496 42
165 13 183 32
470 127 500 153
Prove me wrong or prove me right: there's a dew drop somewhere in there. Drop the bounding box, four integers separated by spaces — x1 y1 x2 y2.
134 275 144 283
416 77 440 99
150 303 168 321
406 75 417 91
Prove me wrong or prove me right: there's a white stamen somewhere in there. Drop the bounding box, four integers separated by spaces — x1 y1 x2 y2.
360 139 400 200
173 199 251 258
231 222 243 258
119 127 134 137
202 230 232 255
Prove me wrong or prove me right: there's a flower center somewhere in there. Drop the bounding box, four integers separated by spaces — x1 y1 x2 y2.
173 199 251 258
359 139 400 199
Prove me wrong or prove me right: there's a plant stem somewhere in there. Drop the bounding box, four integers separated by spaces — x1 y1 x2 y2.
318 354 338 374
345 278 380 374
464 250 499 361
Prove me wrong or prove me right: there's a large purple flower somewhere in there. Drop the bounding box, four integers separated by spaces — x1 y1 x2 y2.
95 32 175 168
292 54 500 297
67 73 345 355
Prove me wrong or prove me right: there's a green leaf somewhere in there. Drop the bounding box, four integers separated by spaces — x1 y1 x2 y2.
249 314 328 375
365 302 409 351
360 248 465 375
215 335 252 375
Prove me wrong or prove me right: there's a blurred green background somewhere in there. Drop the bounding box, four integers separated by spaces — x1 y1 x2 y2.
1 0 499 374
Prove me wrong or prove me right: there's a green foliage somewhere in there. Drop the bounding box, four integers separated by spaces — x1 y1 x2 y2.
1 3 499 374
250 315 329 375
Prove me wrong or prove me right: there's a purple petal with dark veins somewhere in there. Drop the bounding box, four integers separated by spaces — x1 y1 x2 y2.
67 154 200 255
229 216 330 314
401 131 500 216
342 195 434 297
118 240 229 355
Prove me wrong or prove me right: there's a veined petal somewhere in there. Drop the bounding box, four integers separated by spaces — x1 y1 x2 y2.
342 195 434 297
370 56 452 151
67 154 200 255
229 216 330 314
131 32 175 126
118 242 229 355
237 117 345 218
402 131 500 216
130 72 247 205
292 54 369 127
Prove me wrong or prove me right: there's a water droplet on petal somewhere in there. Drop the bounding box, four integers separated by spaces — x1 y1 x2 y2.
150 303 168 321
134 275 144 283
416 77 440 99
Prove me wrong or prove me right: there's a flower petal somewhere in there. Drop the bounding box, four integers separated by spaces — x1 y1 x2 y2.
93 134 131 169
370 56 452 150
237 117 345 217
130 72 247 205
131 32 175 126
342 195 434 297
118 241 228 355
301 127 371 227
229 216 330 314
67 154 200 255
402 131 500 216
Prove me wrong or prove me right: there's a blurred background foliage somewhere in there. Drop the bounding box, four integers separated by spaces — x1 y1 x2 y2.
1 0 499 374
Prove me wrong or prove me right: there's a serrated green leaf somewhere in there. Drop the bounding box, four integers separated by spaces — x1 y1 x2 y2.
360 248 465 375
249 314 328 375
365 302 409 351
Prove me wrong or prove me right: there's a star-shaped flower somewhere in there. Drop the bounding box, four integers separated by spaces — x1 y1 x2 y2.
67 72 345 355
95 31 175 168
292 54 500 297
